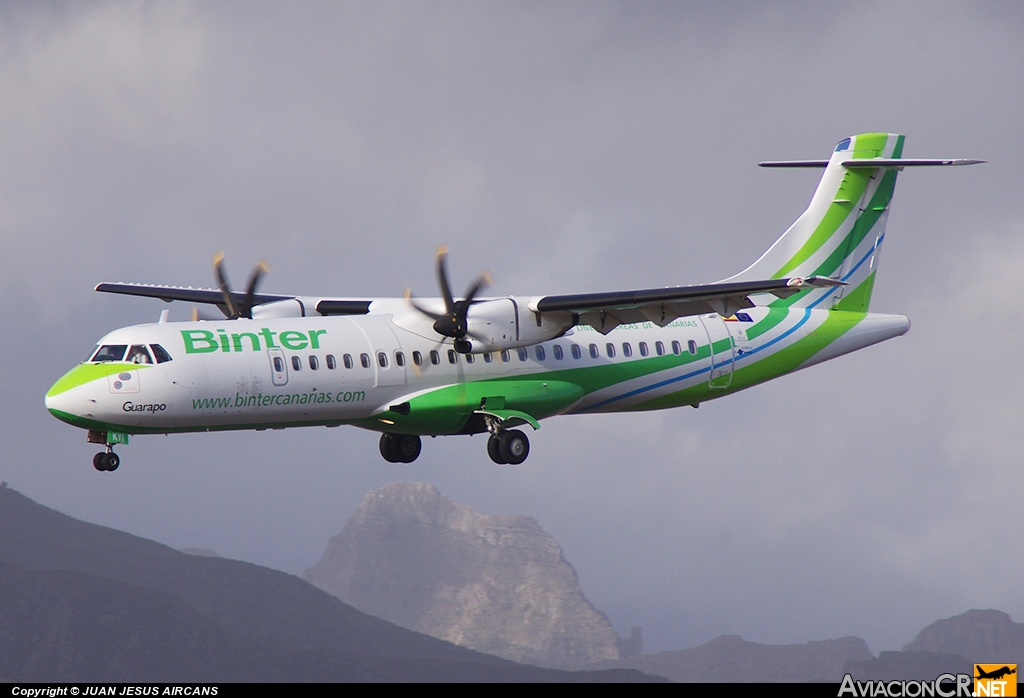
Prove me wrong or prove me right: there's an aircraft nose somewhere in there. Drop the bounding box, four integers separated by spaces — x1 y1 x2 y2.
44 387 71 417
45 364 98 424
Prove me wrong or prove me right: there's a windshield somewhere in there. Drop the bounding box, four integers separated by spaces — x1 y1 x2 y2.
126 345 153 364
91 345 127 362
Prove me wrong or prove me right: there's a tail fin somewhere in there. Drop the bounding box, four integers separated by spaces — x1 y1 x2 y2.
724 132 905 312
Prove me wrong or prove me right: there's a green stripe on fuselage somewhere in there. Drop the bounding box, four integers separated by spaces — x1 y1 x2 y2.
631 308 867 411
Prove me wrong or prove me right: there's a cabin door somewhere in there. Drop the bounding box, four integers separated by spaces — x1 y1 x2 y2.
700 314 734 389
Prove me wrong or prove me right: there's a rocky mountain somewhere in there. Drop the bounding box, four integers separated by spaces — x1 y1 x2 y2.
840 610 1024 681
594 634 873 682
596 609 1024 682
304 481 622 669
843 651 972 681
903 609 1024 664
0 484 656 682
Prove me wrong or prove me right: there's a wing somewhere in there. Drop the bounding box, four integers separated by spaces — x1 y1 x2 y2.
530 276 843 334
94 283 371 317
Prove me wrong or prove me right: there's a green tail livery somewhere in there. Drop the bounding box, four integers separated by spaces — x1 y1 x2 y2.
45 134 982 471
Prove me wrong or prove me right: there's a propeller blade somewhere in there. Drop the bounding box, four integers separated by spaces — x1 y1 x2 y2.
435 245 455 314
405 288 446 322
462 271 493 306
241 260 270 319
212 250 239 318
414 246 495 347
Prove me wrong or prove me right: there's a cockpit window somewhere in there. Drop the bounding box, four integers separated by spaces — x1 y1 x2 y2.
84 345 99 363
150 344 173 363
126 345 153 364
91 345 127 362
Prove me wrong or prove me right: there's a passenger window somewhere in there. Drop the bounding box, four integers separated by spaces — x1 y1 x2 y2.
150 344 173 363
377 352 388 368
483 352 493 363
344 354 354 369
517 347 528 361
430 350 440 365
360 353 370 368
127 345 153 364
291 356 302 371
326 354 337 370
571 344 581 359
273 357 284 372
448 350 457 364
672 341 682 355
639 342 648 357
465 353 474 364
688 340 698 355
501 349 510 362
622 343 632 357
92 345 127 362
553 345 563 360
309 355 319 370
395 351 405 367
535 346 546 361
412 351 423 366
589 344 599 359
655 341 665 356
605 343 616 358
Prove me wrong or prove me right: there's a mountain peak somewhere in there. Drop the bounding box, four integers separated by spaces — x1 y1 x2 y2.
305 481 620 668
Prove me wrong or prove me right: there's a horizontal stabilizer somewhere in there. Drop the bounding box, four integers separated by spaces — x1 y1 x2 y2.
758 160 830 168
842 158 985 168
760 158 984 168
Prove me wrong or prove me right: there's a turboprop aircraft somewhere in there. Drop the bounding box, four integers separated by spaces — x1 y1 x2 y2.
45 133 981 471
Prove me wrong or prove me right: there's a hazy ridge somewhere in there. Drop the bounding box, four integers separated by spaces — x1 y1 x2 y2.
0 484 656 682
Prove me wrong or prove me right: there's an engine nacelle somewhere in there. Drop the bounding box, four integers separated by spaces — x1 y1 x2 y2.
463 297 574 353
250 299 308 319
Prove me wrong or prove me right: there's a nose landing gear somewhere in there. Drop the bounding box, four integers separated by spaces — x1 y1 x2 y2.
87 430 123 472
92 449 120 472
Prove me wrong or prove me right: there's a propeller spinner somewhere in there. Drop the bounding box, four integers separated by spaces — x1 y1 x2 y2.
407 245 492 353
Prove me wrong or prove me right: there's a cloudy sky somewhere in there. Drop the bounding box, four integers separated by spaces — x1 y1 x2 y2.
2 0 1023 654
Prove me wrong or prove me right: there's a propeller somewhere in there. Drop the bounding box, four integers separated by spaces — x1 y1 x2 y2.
212 251 270 319
407 245 492 353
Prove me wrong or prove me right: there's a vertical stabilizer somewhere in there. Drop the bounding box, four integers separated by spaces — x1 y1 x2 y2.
724 133 904 312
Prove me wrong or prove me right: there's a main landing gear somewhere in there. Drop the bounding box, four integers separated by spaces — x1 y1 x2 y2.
377 428 531 465
486 429 530 466
379 433 422 463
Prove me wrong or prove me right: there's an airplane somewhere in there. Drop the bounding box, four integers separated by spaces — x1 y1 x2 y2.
45 133 982 472
975 666 1017 681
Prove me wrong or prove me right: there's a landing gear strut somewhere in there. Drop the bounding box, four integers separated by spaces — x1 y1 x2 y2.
379 433 422 463
487 429 529 466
